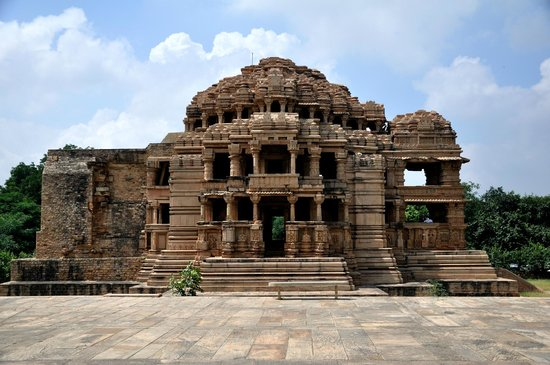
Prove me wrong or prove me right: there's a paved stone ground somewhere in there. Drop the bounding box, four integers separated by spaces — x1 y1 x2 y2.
0 295 549 364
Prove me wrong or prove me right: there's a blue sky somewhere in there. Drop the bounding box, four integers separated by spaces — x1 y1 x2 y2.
1 0 549 194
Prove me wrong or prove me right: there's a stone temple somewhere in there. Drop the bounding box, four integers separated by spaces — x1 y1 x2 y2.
1 58 517 296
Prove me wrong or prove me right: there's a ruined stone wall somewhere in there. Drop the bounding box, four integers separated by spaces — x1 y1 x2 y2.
36 149 147 259
10 257 142 281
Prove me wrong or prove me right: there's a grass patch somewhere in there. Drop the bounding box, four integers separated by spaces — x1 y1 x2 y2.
519 279 550 297
520 291 550 297
527 279 550 291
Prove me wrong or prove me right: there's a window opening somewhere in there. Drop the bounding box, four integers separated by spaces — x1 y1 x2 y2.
320 152 337 179
322 199 340 222
295 198 311 221
211 199 227 221
271 100 281 112
262 145 290 174
298 108 309 119
160 203 170 224
213 153 230 179
207 115 217 126
404 163 442 186
223 111 234 123
156 161 170 186
242 153 253 176
237 198 253 221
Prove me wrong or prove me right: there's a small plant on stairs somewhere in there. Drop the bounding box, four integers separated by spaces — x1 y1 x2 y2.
169 262 204 296
427 279 449 297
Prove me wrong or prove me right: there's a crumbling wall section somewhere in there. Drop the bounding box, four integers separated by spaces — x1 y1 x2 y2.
36 149 147 259
10 257 142 281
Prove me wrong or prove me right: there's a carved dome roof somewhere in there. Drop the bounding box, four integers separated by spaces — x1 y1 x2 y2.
185 57 385 122
392 110 454 133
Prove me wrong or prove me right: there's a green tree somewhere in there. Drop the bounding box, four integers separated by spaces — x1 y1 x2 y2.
405 204 430 222
463 182 550 277
272 216 285 240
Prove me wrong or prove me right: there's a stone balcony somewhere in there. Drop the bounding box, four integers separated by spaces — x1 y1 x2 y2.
248 173 299 190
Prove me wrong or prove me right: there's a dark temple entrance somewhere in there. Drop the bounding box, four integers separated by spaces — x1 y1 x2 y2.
261 197 289 257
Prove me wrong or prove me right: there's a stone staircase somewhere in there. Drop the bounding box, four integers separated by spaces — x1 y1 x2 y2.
129 250 195 294
400 250 498 281
136 253 161 282
354 248 403 285
389 250 519 296
199 257 355 292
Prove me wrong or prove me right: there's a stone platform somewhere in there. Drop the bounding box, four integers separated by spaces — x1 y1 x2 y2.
0 295 548 363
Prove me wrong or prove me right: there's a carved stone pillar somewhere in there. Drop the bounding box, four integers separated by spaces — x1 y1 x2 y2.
287 194 298 221
314 193 325 221
201 112 207 129
336 151 347 181
224 193 235 221
289 140 298 174
309 107 315 119
342 114 349 128
309 147 321 177
198 195 208 221
228 144 241 177
251 194 261 223
146 162 156 187
236 105 243 120
251 146 260 174
151 231 158 251
203 150 214 181
152 202 159 224
343 194 352 222
217 109 223 124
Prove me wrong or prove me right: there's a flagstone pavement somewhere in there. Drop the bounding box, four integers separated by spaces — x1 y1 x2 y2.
0 294 548 364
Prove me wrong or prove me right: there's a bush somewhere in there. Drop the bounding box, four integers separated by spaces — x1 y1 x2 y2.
485 243 550 278
169 262 203 296
427 279 448 296
0 250 15 283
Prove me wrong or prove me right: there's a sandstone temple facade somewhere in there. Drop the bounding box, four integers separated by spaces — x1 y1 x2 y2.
2 58 517 296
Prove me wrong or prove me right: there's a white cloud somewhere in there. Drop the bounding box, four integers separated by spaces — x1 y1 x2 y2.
149 32 206 64
233 0 478 73
0 8 302 184
416 56 550 194
209 28 299 59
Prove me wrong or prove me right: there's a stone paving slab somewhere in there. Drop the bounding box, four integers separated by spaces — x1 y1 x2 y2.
0 295 548 364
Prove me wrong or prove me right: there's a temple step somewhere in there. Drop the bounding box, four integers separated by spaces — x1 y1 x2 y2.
354 248 403 285
200 257 355 292
400 250 499 280
136 249 197 287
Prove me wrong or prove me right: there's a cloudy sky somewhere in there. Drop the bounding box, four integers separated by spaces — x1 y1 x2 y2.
1 0 549 195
